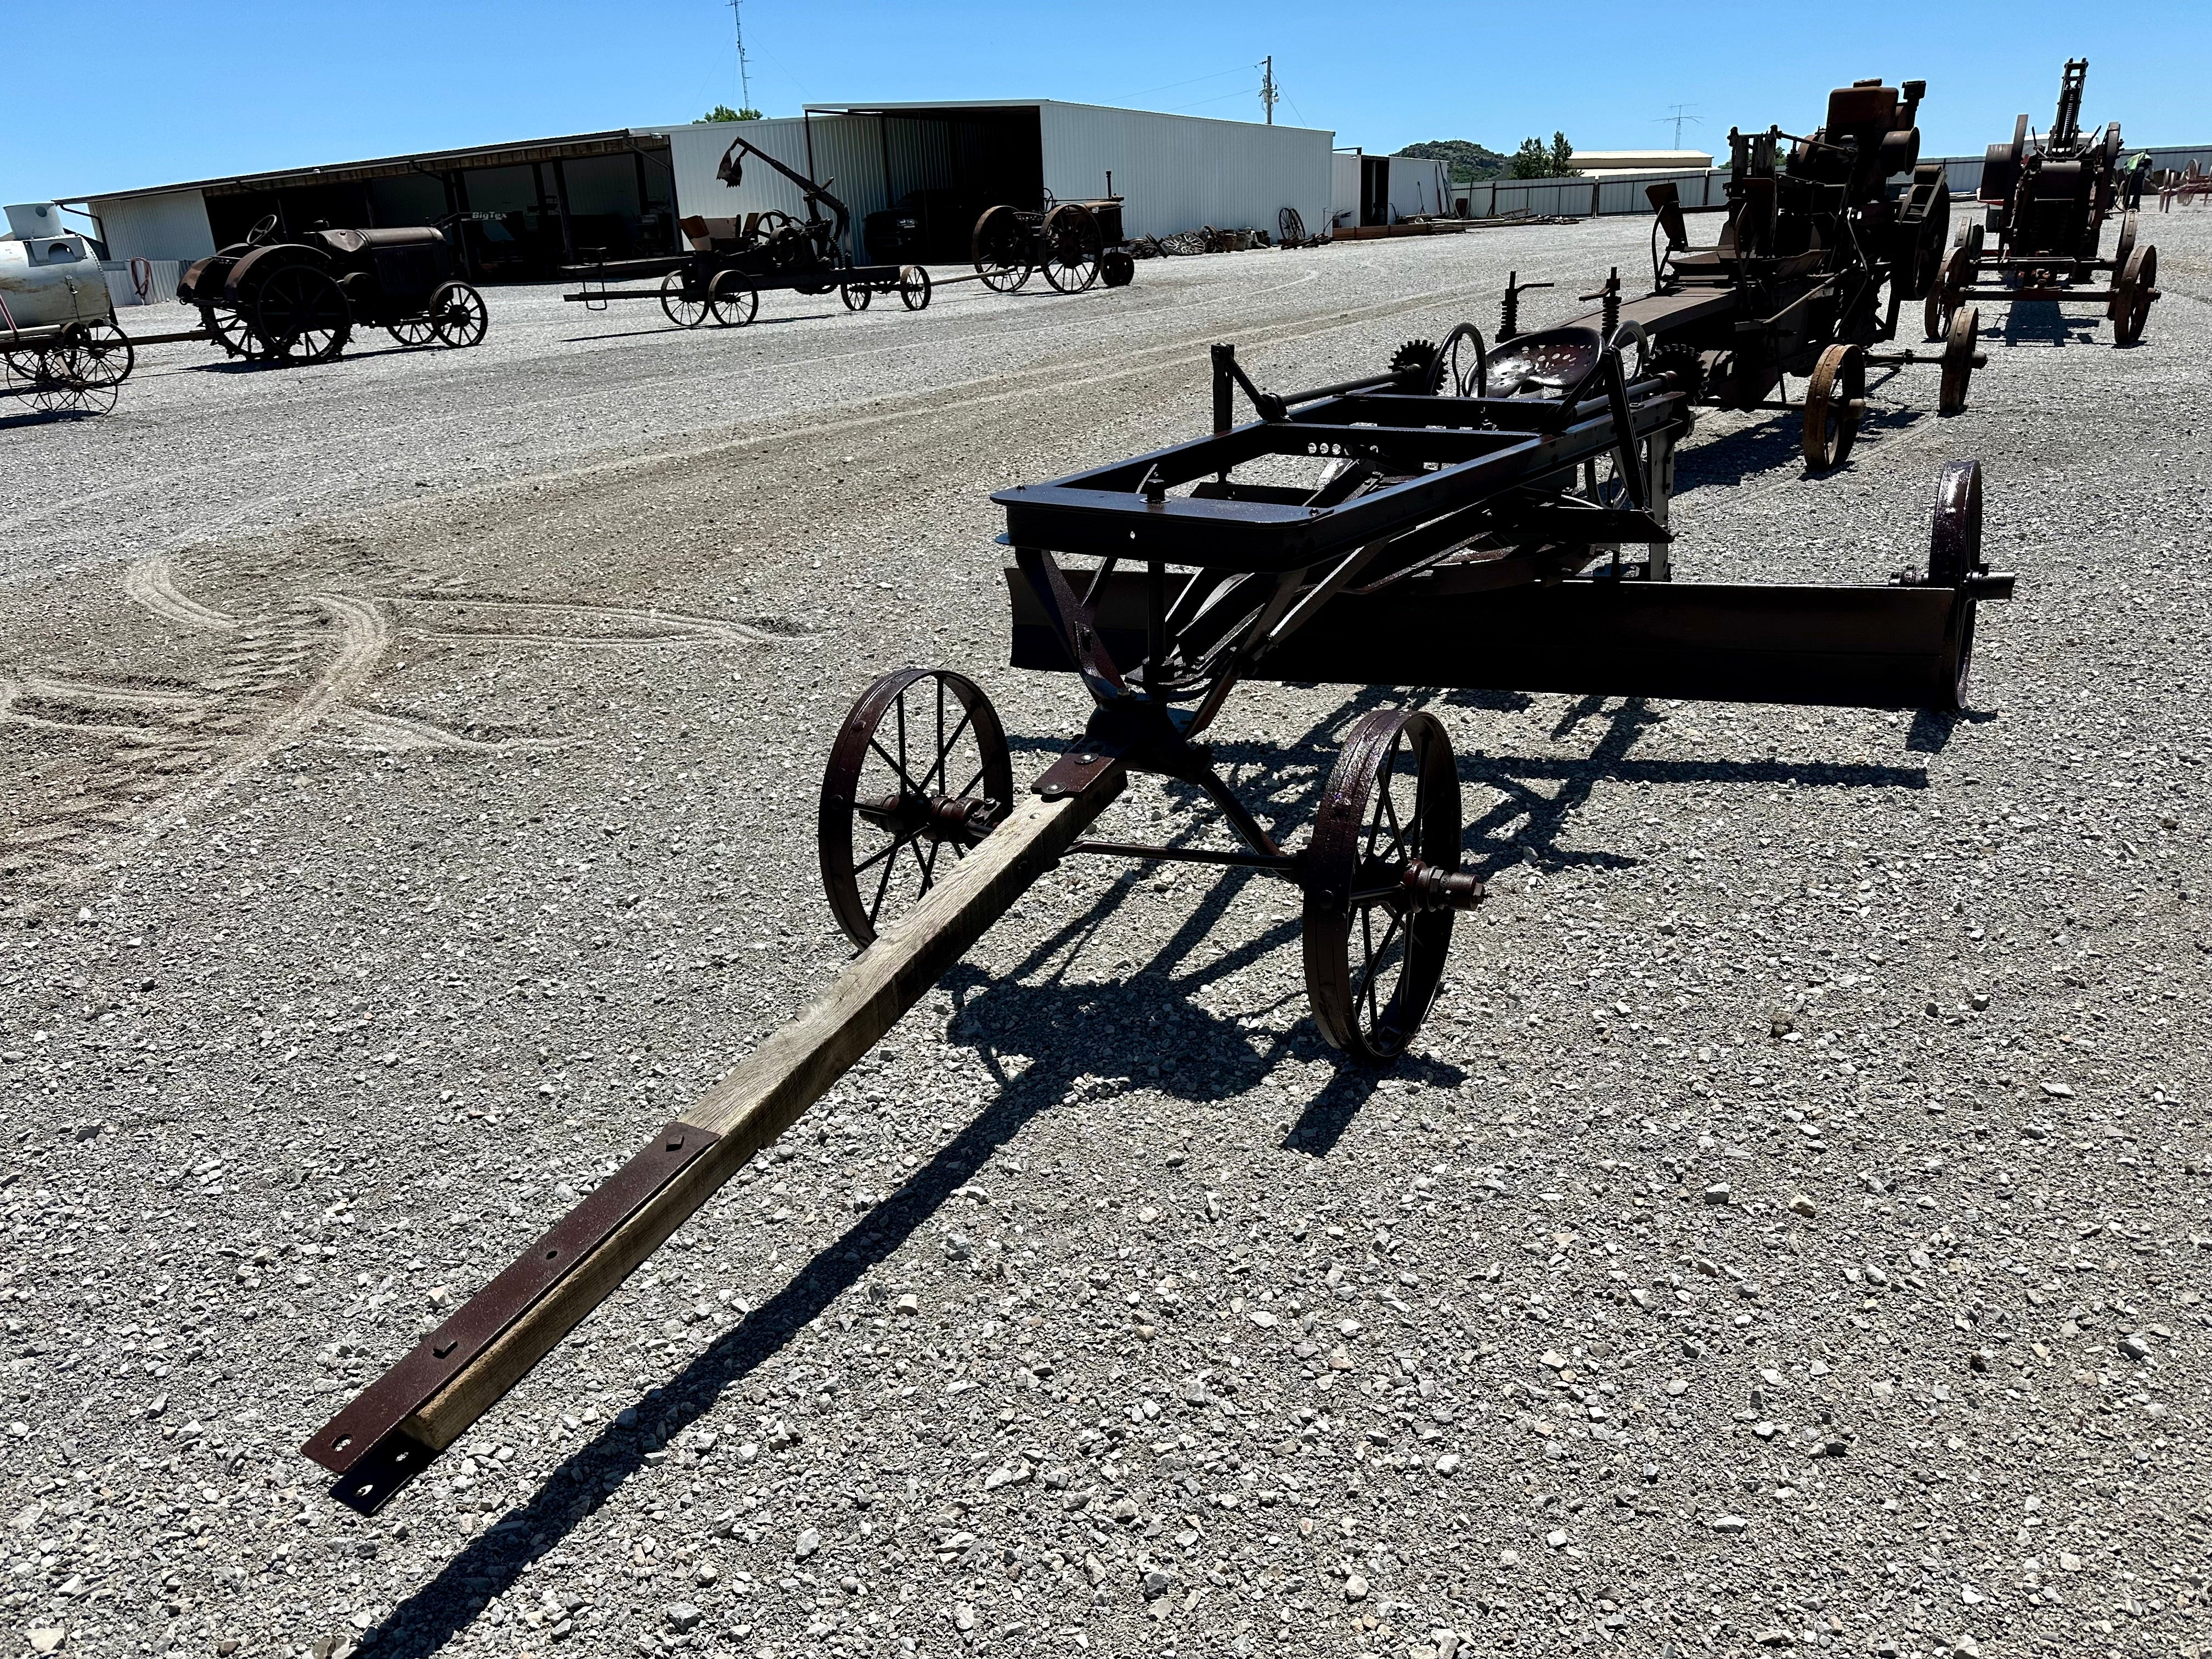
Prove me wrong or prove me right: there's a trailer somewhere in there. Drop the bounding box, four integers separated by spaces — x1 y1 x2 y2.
303 306 2014 1513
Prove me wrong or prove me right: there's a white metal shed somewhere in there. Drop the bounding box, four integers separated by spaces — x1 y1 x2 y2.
656 100 1333 256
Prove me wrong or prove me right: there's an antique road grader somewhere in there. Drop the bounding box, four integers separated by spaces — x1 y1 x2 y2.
176 216 489 364
1613 76 1984 469
567 133 930 327
1927 59 2159 347
1 202 134 416
307 299 2016 1510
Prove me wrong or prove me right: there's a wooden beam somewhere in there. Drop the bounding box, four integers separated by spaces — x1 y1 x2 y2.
308 754 1126 1505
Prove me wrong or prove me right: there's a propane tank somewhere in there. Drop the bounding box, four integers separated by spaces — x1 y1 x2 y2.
1 204 115 337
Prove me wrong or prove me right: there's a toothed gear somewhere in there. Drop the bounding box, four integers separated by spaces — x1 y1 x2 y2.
1391 338 1439 378
1649 342 1705 398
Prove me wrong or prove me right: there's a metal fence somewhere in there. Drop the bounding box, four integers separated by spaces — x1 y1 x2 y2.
1457 144 2212 222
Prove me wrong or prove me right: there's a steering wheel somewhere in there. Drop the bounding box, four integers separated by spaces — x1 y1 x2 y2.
246 214 280 246
1609 318 1651 384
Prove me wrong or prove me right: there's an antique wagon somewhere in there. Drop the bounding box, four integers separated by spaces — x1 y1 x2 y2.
306 304 2016 1511
1 202 133 416
176 217 488 364
1927 59 2159 346
566 133 930 326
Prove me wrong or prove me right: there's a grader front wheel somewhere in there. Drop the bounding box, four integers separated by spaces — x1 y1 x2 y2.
819 669 1014 948
1302 708 1481 1065
1802 342 1866 470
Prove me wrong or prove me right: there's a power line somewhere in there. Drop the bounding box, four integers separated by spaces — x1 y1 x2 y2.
1125 63 1257 101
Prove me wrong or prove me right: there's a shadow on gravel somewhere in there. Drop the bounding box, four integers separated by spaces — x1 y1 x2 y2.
2000 300 2099 347
1673 401 1922 494
562 313 836 344
1906 707 1996 753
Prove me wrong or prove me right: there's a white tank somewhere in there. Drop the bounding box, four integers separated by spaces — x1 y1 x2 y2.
1 203 115 338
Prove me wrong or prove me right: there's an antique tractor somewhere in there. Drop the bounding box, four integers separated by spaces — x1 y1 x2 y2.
971 193 1136 293
1927 59 2158 346
1620 76 1980 467
177 217 488 364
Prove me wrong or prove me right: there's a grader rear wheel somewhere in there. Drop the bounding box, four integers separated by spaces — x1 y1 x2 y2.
1302 708 1481 1065
1924 246 1968 341
1041 204 1104 293
1939 306 1979 414
819 669 1014 949
1802 342 1866 470
1926 459 1985 713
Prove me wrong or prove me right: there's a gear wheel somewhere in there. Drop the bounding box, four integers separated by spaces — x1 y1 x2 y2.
1390 338 1439 380
1649 342 1705 399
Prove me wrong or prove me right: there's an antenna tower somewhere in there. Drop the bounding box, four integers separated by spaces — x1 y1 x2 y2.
1656 104 1702 149
730 0 754 112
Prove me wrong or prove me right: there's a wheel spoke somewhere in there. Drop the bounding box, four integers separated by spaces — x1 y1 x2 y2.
920 702 978 794
867 735 927 797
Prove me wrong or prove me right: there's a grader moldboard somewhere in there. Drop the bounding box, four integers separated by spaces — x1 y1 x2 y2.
175 218 488 364
1928 59 2160 347
565 133 933 327
304 309 2016 1511
1623 76 1983 469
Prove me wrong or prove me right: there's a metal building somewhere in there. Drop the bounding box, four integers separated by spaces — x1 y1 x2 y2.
68 101 1331 280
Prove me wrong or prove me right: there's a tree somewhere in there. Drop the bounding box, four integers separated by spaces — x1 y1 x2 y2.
702 104 763 122
1549 131 1577 176
1508 137 1551 179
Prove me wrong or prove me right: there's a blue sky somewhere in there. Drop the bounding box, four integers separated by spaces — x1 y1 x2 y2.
9 1 2208 206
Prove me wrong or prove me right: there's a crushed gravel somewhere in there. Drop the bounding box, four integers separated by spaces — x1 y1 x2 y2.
2 208 2209 1659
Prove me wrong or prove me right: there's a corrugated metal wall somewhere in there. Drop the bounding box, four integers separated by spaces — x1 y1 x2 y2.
1331 153 1362 228
661 117 912 255
86 189 216 264
1386 156 1454 221
1037 104 1331 241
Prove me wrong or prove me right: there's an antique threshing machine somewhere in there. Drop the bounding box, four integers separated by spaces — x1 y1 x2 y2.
566 133 931 326
971 190 1136 292
1615 76 1982 467
1 202 134 416
306 300 2017 1511
175 216 489 364
1926 59 2159 346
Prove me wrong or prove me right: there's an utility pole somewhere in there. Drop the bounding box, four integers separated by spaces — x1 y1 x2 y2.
1260 56 1278 125
730 0 754 113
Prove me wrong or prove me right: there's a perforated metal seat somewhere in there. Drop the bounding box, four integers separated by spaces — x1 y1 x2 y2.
1482 326 1605 398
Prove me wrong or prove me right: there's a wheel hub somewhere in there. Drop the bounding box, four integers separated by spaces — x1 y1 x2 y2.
856 791 998 846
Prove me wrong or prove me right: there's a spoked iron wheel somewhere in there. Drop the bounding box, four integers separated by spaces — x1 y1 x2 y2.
971 206 1032 293
253 265 351 364
708 269 759 326
1923 246 1968 342
428 281 489 348
819 669 1014 949
1802 341 1866 469
201 302 258 358
898 265 932 311
1041 204 1104 293
1939 306 1979 414
2112 245 2155 345
66 317 135 393
1926 459 1984 712
840 279 873 312
659 270 708 329
2112 209 2138 281
386 314 439 347
17 338 120 417
1302 708 1481 1065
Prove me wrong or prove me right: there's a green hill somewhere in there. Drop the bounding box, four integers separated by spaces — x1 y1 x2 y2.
1396 139 1513 182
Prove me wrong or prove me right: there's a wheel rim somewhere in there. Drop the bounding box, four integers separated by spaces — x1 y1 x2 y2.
841 281 872 312
973 207 1031 292
71 319 134 390
388 316 438 347
1302 708 1469 1064
899 266 931 311
660 271 707 328
1041 206 1103 293
819 669 1014 948
432 284 487 347
1941 307 1978 412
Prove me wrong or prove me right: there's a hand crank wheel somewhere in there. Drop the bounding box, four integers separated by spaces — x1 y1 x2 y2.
819 669 1014 949
1302 708 1480 1065
1802 342 1866 470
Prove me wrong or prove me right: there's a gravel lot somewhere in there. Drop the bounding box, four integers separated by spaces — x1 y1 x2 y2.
3 209 2208 1659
